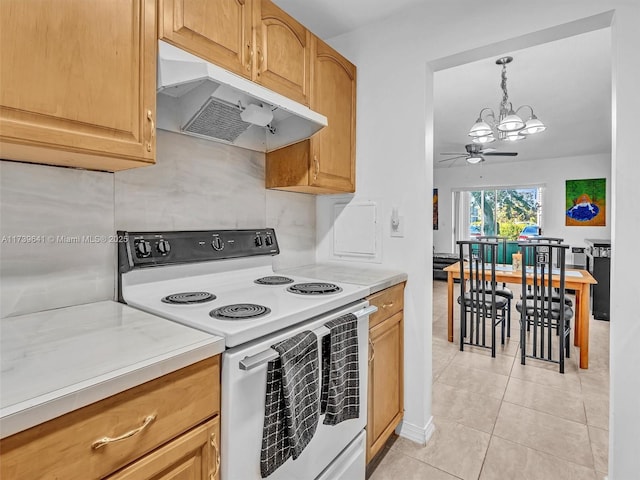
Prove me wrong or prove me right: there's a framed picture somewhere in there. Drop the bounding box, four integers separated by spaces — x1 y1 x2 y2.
433 188 439 230
565 178 606 226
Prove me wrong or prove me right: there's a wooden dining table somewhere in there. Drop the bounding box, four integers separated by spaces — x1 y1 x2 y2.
443 262 597 369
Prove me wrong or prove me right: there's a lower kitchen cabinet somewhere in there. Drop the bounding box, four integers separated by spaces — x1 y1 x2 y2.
366 283 405 463
106 416 220 480
0 355 220 480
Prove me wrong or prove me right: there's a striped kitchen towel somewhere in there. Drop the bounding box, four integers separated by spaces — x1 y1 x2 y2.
321 313 360 425
260 331 320 478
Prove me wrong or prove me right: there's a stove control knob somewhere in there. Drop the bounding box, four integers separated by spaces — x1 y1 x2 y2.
157 239 171 254
135 240 151 257
265 236 273 247
254 235 263 247
211 237 224 251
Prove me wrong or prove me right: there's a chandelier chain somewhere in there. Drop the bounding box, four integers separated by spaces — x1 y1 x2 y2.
500 63 509 114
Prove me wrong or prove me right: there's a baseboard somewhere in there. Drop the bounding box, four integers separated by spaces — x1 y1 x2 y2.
395 416 435 446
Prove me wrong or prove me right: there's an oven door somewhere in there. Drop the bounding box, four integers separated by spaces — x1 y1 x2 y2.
221 300 372 480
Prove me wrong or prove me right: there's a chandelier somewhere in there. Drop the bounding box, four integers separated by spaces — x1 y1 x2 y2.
468 56 546 144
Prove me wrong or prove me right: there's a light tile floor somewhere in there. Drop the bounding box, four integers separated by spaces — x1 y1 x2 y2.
370 281 610 480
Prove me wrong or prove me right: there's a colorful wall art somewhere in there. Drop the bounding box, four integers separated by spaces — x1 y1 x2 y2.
565 178 606 226
433 188 439 230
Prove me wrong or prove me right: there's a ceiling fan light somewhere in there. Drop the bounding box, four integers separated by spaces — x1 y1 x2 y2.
472 134 496 144
466 155 484 164
497 113 525 132
521 116 546 135
504 131 526 142
468 121 492 138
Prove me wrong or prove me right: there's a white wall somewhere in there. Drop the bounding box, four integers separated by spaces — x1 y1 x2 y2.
325 2 640 476
433 153 612 261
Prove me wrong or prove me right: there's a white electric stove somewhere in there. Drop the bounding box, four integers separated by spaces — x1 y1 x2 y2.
118 229 373 480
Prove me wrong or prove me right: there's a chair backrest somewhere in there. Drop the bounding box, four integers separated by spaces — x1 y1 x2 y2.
477 235 508 263
517 241 570 364
521 237 565 266
457 239 500 349
525 236 564 244
457 239 499 301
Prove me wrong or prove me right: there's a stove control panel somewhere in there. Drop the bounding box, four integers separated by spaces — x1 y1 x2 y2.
118 229 280 271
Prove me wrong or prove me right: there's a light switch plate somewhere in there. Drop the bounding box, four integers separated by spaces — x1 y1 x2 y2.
391 216 404 237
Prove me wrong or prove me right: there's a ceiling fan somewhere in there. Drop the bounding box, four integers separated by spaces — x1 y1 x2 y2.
439 144 518 164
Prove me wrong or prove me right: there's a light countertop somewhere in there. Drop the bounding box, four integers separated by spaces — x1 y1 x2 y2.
278 262 407 295
0 300 224 439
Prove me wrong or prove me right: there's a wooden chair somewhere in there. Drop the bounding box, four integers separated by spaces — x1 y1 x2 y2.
516 241 573 373
457 240 508 357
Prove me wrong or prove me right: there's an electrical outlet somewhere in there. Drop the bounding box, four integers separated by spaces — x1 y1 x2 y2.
391 216 404 237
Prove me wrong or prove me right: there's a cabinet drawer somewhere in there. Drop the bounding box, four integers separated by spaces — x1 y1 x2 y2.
106 416 220 480
0 356 220 480
368 283 404 328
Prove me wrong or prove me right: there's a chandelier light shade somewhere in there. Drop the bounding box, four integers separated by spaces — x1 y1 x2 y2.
469 56 546 143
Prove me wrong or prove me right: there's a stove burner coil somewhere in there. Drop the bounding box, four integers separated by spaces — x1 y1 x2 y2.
209 304 271 320
254 276 294 285
161 292 216 304
287 282 343 295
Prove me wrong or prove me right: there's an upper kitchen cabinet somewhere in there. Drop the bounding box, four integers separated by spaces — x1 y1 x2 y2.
0 0 157 171
253 0 311 106
158 0 310 105
159 0 253 79
266 36 356 194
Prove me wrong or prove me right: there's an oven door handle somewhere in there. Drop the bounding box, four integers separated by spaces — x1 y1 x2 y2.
238 305 377 371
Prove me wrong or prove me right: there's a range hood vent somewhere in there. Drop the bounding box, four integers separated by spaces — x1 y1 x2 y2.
183 97 251 143
157 41 327 152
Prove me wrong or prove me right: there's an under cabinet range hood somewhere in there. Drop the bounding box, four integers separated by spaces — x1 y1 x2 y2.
157 41 327 152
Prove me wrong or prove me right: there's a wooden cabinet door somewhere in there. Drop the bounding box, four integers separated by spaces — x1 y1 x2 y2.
310 37 357 192
0 0 156 171
159 0 252 79
106 416 220 480
253 0 310 105
367 312 404 462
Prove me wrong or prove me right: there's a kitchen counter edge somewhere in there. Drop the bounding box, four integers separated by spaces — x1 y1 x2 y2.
0 302 224 439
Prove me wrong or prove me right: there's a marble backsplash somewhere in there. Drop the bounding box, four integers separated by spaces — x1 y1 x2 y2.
0 161 115 318
1 130 316 318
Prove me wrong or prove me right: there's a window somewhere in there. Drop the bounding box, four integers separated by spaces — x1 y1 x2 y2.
454 186 542 246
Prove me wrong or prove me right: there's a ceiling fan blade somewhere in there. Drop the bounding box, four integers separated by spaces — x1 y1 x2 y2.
479 148 497 153
438 155 467 163
484 152 518 156
439 152 466 156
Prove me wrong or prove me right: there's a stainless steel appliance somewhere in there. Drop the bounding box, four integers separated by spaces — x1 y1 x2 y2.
585 238 611 321
117 229 373 480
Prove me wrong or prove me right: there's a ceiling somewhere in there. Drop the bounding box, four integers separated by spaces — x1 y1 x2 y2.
435 28 611 168
272 1 612 169
272 0 426 39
